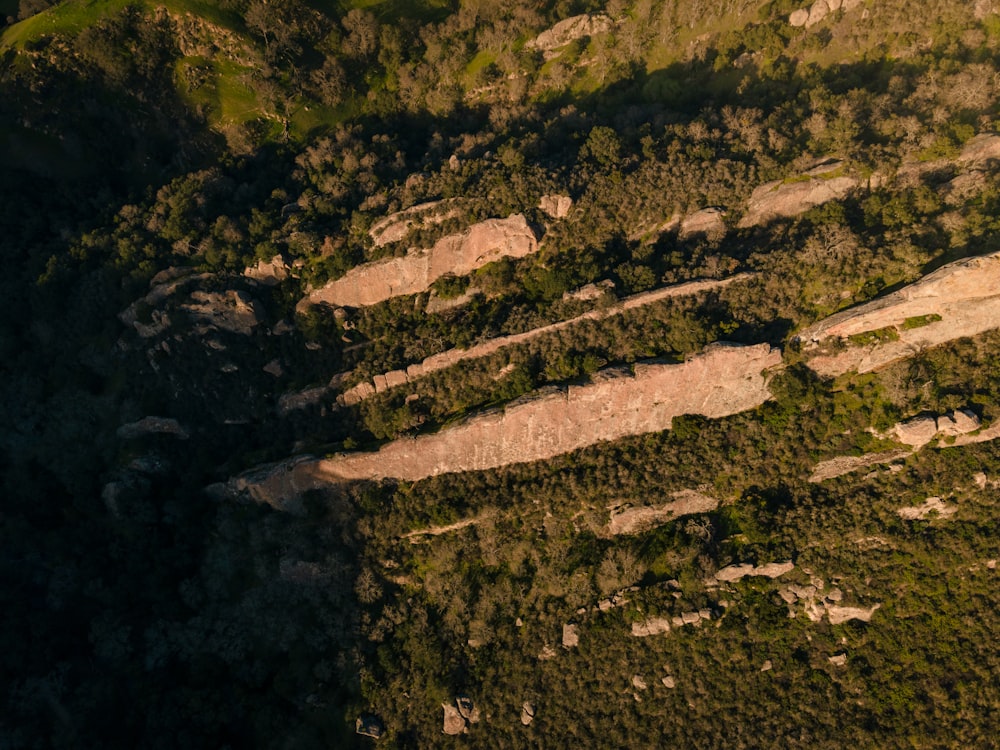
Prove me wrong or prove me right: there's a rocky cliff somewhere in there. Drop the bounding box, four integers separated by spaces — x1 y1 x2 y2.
305 214 538 308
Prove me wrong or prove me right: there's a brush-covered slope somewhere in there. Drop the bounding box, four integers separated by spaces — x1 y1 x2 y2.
4 1 1000 748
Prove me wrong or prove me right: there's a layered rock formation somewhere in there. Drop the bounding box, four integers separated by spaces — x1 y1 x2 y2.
799 250 1000 376
306 214 538 308
738 161 857 228
368 199 459 247
235 343 781 508
338 274 753 405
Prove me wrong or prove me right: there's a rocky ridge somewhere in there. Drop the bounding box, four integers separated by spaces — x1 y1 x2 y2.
304 214 538 309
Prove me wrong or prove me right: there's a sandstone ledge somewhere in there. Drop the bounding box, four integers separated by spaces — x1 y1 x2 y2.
305 214 538 309
234 343 781 506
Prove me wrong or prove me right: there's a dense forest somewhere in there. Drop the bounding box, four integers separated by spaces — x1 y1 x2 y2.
2 0 1000 747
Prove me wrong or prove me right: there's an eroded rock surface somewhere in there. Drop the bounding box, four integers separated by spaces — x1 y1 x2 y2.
739 162 856 228
799 250 1000 376
237 343 781 504
898 496 957 520
539 193 573 219
307 214 538 308
318 343 781 484
712 560 794 584
527 13 613 57
338 274 753 406
607 489 720 536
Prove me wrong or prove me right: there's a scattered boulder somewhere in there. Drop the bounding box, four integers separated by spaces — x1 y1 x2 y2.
894 415 940 447
661 675 676 688
442 704 466 736
562 623 579 648
539 194 573 219
761 660 773 672
631 617 672 637
632 675 648 691
824 603 880 625
828 653 848 667
355 714 384 739
244 255 289 286
521 701 535 726
442 697 479 735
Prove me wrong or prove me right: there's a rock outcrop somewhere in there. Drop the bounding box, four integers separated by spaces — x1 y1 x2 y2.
789 0 862 28
539 194 573 219
235 343 781 505
338 274 754 406
181 290 263 335
368 199 459 247
306 214 538 309
679 207 726 240
117 417 189 441
798 250 1000 376
738 161 857 228
243 255 289 286
711 560 795 584
607 489 720 536
527 14 613 58
319 343 780 484
897 496 957 520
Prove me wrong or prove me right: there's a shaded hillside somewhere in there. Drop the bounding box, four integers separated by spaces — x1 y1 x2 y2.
4 1 1000 748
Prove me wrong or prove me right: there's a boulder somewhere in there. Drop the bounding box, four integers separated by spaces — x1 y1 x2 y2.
828 653 848 667
631 617 672 637
355 714 384 739
679 207 726 240
244 255 289 286
805 0 830 26
539 194 573 219
562 623 579 648
521 701 535 726
894 415 939 447
442 704 466 735
789 8 809 25
528 13 613 55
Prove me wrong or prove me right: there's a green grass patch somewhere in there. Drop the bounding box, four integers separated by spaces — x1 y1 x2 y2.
847 326 900 347
2 0 244 50
902 313 942 330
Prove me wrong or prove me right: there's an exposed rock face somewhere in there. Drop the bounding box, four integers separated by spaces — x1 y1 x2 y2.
631 617 672 637
679 207 726 240
237 344 780 506
181 290 263 335
825 604 880 625
790 0 861 27
898 496 957 520
539 193 573 219
368 200 459 247
799 250 1000 376
527 13 613 57
808 449 911 482
442 704 466 735
307 214 538 308
607 489 720 536
243 255 288 286
562 623 579 648
338 274 754 406
521 702 535 726
894 415 941 447
739 163 856 228
425 287 480 314
319 343 781 484
712 560 794 584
